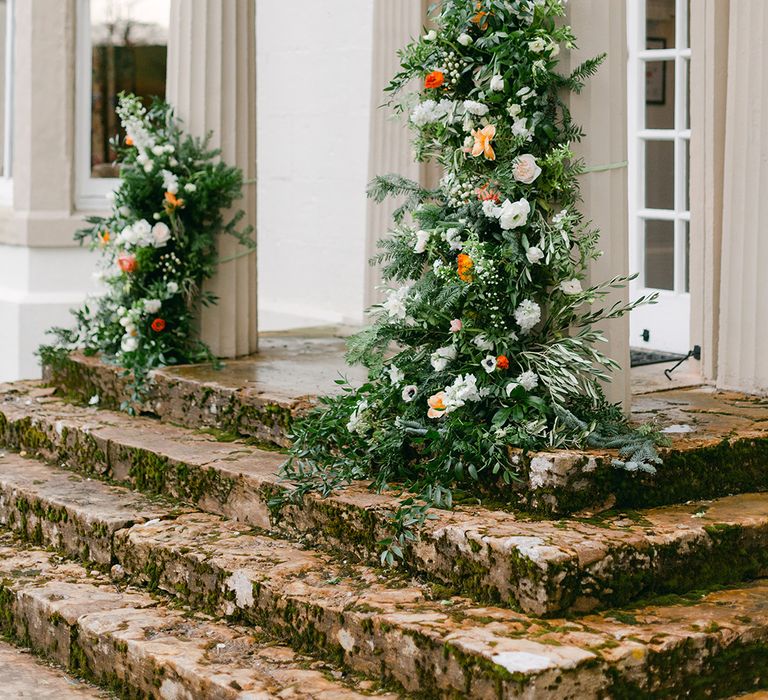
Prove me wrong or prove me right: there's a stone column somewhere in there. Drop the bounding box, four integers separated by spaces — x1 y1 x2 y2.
364 0 424 307
689 0 729 381
717 1 768 394
166 0 257 358
567 2 631 409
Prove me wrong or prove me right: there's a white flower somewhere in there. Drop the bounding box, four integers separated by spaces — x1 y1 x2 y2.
424 29 437 41
143 162 154 173
414 230 431 254
411 100 438 127
514 299 541 333
184 183 197 193
118 206 131 217
518 370 539 391
516 86 532 99
529 37 547 53
387 365 405 385
120 335 139 353
507 103 522 118
463 100 489 116
481 355 497 374
473 334 494 352
512 117 532 139
116 225 138 247
433 259 444 274
144 299 162 314
133 219 153 246
490 75 505 92
346 400 369 434
88 394 100 406
161 169 179 194
512 154 542 184
401 385 418 403
549 41 561 57
167 281 179 295
496 198 530 230
443 374 481 411
152 145 165 156
382 285 411 321
560 278 583 295
481 199 500 219
443 228 464 251
505 382 519 396
552 209 569 229
151 222 171 248
457 33 473 46
526 246 544 264
164 144 175 154
431 345 457 372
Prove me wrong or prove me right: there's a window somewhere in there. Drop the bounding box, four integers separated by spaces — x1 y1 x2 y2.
628 0 691 354
76 0 170 208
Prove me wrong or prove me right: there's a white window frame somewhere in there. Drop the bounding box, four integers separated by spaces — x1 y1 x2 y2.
0 0 15 206
627 0 692 354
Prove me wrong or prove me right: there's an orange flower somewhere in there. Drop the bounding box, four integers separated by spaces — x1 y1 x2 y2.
496 355 509 371
125 136 134 146
117 253 137 274
164 191 185 213
457 253 473 282
471 2 490 30
425 71 445 89
427 391 447 419
471 124 496 161
476 183 500 203
98 229 110 246
151 318 166 332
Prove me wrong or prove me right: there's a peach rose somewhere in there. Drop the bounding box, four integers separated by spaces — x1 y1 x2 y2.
512 154 542 184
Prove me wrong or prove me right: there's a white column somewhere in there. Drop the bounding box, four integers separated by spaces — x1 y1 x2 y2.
567 1 631 409
689 0 729 381
166 0 257 358
364 0 424 307
0 0 97 382
717 1 768 394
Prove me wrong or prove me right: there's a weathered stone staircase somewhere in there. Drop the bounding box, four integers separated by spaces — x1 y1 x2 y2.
2 337 768 698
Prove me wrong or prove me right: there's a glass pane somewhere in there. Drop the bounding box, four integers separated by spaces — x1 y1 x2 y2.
682 138 690 212
647 0 676 50
645 140 675 210
684 221 690 293
645 220 675 291
0 0 8 177
645 60 675 128
90 0 171 178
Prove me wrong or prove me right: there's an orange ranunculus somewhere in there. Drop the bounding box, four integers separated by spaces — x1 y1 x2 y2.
476 183 500 203
425 71 445 89
471 124 496 161
117 253 137 274
151 318 166 332
457 253 473 282
164 191 185 213
496 355 509 371
427 391 447 419
125 136 134 146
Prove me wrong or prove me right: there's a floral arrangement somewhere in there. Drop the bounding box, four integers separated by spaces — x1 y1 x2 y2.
40 93 253 406
280 0 661 562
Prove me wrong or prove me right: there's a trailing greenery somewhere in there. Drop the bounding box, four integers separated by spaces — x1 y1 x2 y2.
39 93 253 409
275 0 662 563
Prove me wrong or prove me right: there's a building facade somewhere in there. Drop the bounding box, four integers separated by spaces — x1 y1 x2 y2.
0 0 765 400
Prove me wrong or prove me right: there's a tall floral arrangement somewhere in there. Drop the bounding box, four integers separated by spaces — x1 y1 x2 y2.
41 94 253 405
281 0 661 560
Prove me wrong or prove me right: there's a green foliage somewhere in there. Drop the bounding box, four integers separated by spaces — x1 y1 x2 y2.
39 94 253 405
275 0 662 562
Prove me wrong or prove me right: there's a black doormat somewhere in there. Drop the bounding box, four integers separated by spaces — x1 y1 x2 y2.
630 348 687 367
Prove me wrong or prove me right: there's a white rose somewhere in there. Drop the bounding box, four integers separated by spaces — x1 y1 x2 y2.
550 41 561 57
490 75 505 92
512 118 532 139
152 222 172 248
184 183 197 193
144 299 162 314
529 38 547 53
167 281 179 295
507 103 522 118
526 246 544 264
424 29 437 41
414 230 431 254
513 154 542 185
152 145 165 156
121 335 139 353
560 279 583 295
457 33 473 46
497 198 531 231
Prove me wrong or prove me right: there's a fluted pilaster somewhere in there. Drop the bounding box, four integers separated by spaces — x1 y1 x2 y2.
717 1 768 393
567 1 631 408
166 0 257 358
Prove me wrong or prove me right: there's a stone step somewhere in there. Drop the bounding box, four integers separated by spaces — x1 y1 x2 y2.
0 641 110 698
0 534 397 700
4 386 768 616
38 347 768 516
1 456 768 697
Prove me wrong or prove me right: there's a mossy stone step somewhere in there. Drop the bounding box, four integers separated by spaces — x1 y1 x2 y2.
0 535 397 699
4 386 768 618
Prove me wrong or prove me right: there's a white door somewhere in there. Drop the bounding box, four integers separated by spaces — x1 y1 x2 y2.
627 0 691 355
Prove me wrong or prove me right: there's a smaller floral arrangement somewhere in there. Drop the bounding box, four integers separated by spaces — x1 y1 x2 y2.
40 93 253 406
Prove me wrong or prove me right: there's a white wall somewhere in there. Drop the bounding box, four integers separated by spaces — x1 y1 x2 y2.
256 0 375 330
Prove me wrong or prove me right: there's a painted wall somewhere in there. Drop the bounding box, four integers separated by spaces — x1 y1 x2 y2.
256 0 376 330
